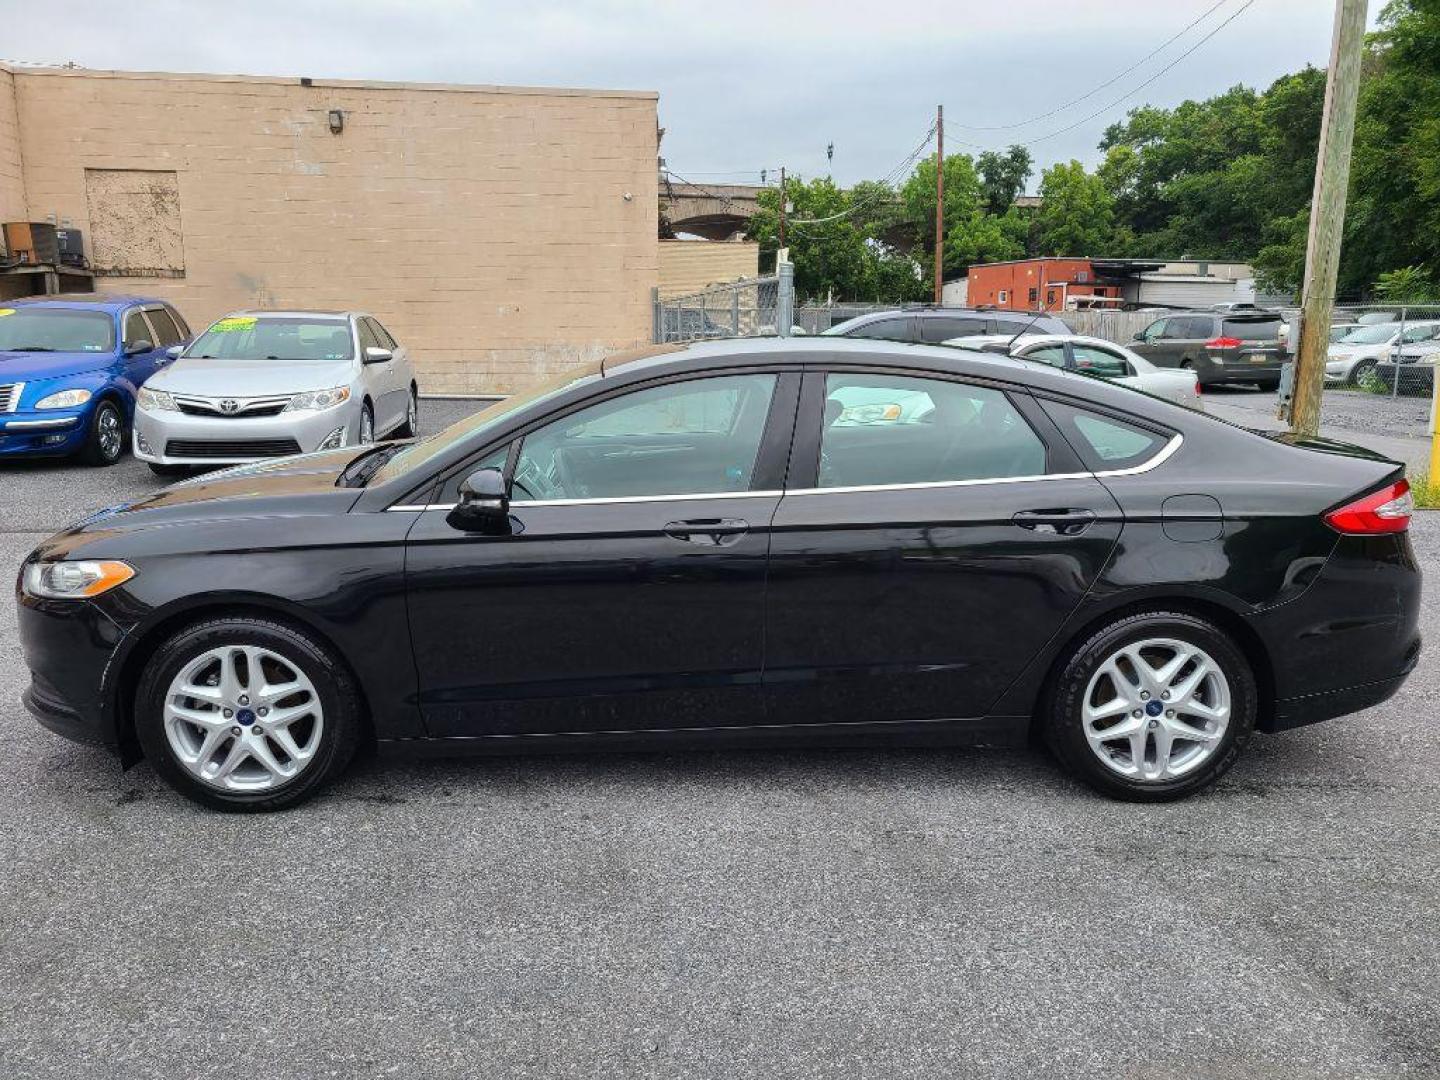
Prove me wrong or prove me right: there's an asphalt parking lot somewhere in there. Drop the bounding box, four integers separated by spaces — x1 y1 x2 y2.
2 398 1439 1078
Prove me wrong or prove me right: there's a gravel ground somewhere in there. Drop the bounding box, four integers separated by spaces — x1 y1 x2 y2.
1206 384 1432 441
1 400 1438 1079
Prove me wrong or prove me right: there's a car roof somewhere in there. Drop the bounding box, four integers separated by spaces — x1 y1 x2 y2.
225 309 355 320
6 293 171 313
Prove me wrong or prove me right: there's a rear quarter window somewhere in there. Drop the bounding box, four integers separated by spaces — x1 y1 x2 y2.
1040 398 1170 472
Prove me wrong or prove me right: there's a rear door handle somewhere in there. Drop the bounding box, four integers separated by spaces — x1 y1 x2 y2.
1012 508 1097 536
664 518 750 546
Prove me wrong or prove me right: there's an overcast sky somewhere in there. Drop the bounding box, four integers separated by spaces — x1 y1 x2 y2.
3 0 1374 190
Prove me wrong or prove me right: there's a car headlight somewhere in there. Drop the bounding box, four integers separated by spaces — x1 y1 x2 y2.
34 388 93 410
23 560 136 600
284 386 351 412
137 387 178 412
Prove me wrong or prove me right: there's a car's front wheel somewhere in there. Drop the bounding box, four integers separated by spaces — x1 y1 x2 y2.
134 617 363 811
79 398 126 466
1042 611 1256 801
1348 357 1377 385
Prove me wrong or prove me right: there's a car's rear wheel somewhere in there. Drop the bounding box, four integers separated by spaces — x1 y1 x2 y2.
1257 379 1280 391
394 385 419 438
1042 611 1256 801
79 399 126 466
134 617 362 811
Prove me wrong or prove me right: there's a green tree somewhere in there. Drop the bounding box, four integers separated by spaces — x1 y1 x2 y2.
976 145 1033 215
898 153 986 281
1034 161 1116 256
1373 265 1439 303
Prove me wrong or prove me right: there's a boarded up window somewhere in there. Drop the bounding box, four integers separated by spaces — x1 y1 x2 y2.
84 169 185 277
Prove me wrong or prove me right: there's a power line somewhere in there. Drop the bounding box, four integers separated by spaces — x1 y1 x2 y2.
946 0 1233 132
789 123 937 230
948 0 1260 151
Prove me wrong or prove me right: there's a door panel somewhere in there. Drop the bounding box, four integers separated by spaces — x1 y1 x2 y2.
763 369 1122 727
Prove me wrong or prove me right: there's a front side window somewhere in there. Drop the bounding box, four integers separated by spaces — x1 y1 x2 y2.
1141 319 1167 342
1041 399 1168 472
187 316 355 362
369 319 398 349
123 311 151 349
511 373 777 501
0 308 114 353
818 373 1046 488
143 307 183 347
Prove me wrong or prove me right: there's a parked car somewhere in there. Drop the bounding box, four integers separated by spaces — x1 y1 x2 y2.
1329 322 1362 343
1129 310 1287 388
132 310 418 475
0 294 191 466
1373 347 1439 395
1325 321 1440 385
18 337 1420 811
948 332 1204 411
823 305 1069 344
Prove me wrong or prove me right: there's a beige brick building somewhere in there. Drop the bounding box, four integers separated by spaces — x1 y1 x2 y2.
657 239 759 298
0 63 659 394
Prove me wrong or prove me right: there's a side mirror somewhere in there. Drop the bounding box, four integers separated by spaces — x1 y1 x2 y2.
364 346 393 364
447 467 510 534
165 344 183 359
125 339 154 356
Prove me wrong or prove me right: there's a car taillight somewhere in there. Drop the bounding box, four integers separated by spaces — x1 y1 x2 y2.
1205 336 1243 349
1324 479 1413 535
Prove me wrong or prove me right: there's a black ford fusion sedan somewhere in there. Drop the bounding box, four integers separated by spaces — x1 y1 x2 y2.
16 338 1422 811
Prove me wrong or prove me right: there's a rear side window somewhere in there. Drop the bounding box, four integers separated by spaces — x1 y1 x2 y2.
919 315 988 342
1020 344 1069 368
846 317 913 342
1041 399 1168 472
819 373 1047 487
1222 318 1282 341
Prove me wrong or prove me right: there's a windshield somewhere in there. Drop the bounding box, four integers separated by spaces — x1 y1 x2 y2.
1221 318 1282 341
368 362 605 487
0 307 114 353
186 316 354 361
1338 323 1398 345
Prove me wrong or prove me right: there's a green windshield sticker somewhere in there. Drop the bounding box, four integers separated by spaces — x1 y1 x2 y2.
210 316 257 332
0 309 14 317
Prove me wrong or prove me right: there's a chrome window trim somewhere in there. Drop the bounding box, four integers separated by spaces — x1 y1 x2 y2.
386 436 1182 512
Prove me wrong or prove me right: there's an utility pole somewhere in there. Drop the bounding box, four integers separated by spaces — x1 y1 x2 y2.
778 166 787 252
1287 0 1368 437
933 104 945 305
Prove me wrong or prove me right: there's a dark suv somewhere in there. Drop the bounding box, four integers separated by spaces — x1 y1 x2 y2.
822 306 1070 345
1129 310 1287 388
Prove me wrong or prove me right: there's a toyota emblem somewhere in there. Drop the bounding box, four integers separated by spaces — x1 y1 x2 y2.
219 399 239 414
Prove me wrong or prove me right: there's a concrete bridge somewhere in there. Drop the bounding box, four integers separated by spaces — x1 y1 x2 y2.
661 180 765 241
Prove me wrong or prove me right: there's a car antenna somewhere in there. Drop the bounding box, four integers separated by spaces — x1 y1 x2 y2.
1005 308 1050 353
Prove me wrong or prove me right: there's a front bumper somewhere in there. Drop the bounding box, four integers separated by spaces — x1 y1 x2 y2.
0 407 91 457
133 403 358 465
17 589 131 754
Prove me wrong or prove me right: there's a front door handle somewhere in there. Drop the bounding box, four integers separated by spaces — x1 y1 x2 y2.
1012 508 1097 536
664 518 750 546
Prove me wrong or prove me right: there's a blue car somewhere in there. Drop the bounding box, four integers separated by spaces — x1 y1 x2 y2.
0 295 192 465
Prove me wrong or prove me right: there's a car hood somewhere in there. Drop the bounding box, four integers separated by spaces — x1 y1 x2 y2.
0 349 110 382
38 450 370 560
151 357 356 396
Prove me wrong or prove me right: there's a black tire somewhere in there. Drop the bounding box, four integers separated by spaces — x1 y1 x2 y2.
148 463 189 478
134 616 363 812
1256 379 1280 391
394 385 419 438
79 398 126 466
1041 611 1257 802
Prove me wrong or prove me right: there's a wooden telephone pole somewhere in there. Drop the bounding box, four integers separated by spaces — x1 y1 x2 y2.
1288 0 1368 437
933 105 945 304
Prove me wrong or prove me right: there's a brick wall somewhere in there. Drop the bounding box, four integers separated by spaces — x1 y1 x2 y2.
4 65 659 394
0 68 26 225
658 240 759 298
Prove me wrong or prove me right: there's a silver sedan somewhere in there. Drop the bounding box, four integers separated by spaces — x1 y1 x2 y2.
133 310 419 474
947 332 1205 411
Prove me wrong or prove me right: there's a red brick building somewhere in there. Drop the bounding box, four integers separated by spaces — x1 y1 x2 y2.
965 258 1122 312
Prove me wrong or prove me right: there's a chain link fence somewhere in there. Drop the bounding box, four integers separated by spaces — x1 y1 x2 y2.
653 276 780 343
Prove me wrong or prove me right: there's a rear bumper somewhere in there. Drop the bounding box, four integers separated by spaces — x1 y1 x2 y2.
1251 531 1423 733
1194 354 1284 384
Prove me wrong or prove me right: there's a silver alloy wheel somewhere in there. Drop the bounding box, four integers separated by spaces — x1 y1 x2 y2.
1081 636 1231 783
97 405 123 460
162 645 325 792
407 391 418 435
359 407 374 445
